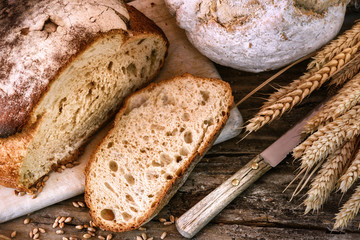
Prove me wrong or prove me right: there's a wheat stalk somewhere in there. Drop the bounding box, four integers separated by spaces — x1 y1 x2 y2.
330 52 360 86
293 105 360 170
246 43 360 133
334 184 360 229
338 148 360 193
303 73 360 134
308 21 360 70
304 138 356 214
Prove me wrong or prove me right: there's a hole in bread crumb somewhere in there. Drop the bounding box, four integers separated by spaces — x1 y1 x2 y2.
126 194 134 202
130 207 138 213
160 153 172 165
107 61 113 71
137 38 145 45
104 182 115 193
148 194 154 198
151 124 165 131
141 67 146 78
125 174 135 185
165 174 173 180
182 113 190 121
151 202 156 208
140 149 146 153
151 160 162 167
121 66 126 74
180 127 185 133
150 49 157 67
175 155 182 163
222 111 226 116
180 147 189 156
126 63 137 77
122 212 132 221
200 90 210 102
101 209 115 221
107 142 114 148
204 119 214 126
184 131 193 144
176 168 183 177
109 161 118 172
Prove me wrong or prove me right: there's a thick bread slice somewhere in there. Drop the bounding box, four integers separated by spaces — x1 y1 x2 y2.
0 2 168 191
85 74 233 232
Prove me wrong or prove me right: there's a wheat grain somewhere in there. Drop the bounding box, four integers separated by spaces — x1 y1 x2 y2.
338 148 360 193
308 21 360 70
246 44 360 133
303 73 360 134
293 105 360 169
334 184 360 229
304 138 356 214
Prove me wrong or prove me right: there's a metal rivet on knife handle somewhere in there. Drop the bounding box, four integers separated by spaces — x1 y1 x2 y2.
175 155 272 238
231 179 240 186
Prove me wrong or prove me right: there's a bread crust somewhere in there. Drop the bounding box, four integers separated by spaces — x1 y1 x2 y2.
85 74 233 232
0 3 168 190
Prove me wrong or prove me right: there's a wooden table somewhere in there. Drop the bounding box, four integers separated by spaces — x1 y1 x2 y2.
1 6 360 240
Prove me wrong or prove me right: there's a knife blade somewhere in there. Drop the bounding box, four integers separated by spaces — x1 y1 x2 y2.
175 106 321 238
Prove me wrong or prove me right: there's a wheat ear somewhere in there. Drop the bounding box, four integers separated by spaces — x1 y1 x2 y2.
293 105 360 170
338 148 360 193
308 21 360 70
246 43 360 133
334 184 360 229
303 73 360 134
304 138 356 214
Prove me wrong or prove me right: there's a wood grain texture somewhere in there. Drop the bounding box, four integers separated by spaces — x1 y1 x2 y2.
1 3 360 240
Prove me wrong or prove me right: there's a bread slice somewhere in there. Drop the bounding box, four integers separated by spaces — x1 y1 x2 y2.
0 2 168 191
85 74 233 232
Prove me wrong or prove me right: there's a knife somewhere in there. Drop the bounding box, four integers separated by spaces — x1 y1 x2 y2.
175 106 321 238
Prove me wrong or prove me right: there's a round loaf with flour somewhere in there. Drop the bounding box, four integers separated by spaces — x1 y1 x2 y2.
165 0 349 72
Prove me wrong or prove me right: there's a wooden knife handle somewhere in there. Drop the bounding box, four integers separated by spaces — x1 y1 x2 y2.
175 155 272 238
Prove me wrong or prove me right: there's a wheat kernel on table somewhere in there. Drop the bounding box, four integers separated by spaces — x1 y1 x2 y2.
159 218 166 222
136 236 142 240
141 233 147 240
83 233 92 239
65 217 73 223
39 228 46 233
78 201 85 207
24 218 30 224
59 222 65 228
29 231 33 238
147 238 154 240
56 230 64 235
72 201 80 208
75 225 83 230
106 233 113 240
98 236 105 240
163 221 173 226
32 228 39 235
33 233 40 239
161 232 167 239
59 216 66 223
10 231 16 238
138 227 146 231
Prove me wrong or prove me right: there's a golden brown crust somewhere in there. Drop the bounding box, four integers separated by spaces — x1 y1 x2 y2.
85 73 233 232
0 4 168 191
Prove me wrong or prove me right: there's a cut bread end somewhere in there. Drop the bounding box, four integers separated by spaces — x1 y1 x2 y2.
85 74 233 232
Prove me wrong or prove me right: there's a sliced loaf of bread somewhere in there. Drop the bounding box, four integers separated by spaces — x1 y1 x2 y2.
0 2 168 191
85 74 233 232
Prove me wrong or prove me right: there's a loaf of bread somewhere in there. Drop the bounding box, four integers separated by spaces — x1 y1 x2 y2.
0 0 168 191
85 74 233 232
165 0 349 72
